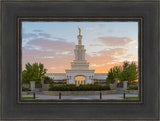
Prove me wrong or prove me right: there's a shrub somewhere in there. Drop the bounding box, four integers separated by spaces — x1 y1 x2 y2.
44 76 54 84
22 87 31 91
48 84 110 91
127 86 138 90
54 81 66 84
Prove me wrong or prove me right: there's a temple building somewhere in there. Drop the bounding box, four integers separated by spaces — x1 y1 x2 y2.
46 28 107 85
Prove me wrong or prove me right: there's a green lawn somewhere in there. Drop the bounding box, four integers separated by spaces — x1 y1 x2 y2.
22 97 38 99
125 97 138 99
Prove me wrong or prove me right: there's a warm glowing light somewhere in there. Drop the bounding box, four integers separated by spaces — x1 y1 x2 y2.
75 76 86 85
135 79 138 82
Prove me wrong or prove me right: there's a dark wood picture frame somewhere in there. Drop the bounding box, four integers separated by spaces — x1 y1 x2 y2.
1 1 159 120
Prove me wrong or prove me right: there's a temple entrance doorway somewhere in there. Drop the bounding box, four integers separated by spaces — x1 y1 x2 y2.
75 75 86 86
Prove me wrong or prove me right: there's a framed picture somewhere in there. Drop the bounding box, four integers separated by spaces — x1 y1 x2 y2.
1 0 159 120
19 18 142 103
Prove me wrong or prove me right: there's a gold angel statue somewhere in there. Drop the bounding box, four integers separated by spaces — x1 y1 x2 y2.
78 27 81 35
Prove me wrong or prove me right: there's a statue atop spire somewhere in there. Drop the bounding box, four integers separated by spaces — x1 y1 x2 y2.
78 27 81 35
77 27 82 45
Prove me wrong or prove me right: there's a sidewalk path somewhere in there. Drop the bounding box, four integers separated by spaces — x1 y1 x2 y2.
22 94 138 100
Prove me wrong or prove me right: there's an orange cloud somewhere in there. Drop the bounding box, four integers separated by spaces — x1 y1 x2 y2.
97 37 135 46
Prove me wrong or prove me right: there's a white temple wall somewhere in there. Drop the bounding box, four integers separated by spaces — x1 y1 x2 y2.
82 50 85 60
46 73 107 84
74 50 78 60
71 65 89 70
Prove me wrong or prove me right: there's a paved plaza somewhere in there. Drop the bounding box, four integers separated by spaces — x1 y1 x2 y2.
22 93 138 100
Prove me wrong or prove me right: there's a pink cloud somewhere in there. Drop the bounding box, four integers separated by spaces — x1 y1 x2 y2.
22 38 75 73
25 38 75 52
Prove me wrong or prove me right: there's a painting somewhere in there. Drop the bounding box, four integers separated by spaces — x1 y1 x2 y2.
21 21 139 101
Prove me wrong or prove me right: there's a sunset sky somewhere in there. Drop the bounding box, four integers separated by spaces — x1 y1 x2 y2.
22 22 138 73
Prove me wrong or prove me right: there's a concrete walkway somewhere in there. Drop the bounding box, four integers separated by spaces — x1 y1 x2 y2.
22 94 138 100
